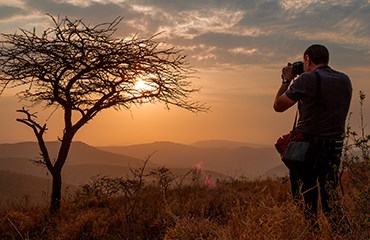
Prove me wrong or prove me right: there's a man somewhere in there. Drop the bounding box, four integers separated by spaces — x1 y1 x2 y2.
273 44 352 232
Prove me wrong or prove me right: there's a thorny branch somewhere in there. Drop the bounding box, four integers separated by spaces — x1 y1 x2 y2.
16 108 54 171
0 14 208 213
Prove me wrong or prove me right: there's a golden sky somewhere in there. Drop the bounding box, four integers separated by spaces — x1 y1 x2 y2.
0 0 369 146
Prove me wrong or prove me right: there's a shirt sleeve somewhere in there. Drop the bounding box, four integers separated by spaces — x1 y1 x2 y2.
285 75 306 102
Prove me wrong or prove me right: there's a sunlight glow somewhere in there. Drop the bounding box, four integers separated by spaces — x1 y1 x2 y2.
156 8 245 39
229 48 258 56
133 76 159 95
58 0 126 7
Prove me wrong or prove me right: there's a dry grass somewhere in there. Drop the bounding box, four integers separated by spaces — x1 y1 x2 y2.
2 90 369 240
0 170 368 240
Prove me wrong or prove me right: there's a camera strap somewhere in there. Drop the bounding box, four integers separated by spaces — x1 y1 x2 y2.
291 71 321 133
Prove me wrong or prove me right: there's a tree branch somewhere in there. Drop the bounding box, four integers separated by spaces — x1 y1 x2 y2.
16 108 54 172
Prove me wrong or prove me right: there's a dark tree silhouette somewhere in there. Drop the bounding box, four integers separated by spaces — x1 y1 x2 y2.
0 15 207 213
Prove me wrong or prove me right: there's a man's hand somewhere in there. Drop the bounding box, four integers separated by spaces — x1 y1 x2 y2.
274 63 297 112
281 63 295 82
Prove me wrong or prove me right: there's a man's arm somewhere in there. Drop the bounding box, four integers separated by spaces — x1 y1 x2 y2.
273 83 296 112
273 64 297 112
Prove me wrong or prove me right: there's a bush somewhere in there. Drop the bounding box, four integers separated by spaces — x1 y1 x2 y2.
341 91 370 235
0 92 369 239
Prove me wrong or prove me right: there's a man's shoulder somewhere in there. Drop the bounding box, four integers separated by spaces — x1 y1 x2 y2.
297 71 316 83
318 66 349 79
301 71 316 79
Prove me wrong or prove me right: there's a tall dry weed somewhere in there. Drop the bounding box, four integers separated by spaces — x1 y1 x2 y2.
1 92 369 239
0 173 368 239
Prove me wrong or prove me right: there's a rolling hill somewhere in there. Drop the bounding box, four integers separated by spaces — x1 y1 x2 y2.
0 141 153 167
99 140 282 178
1 141 283 179
0 140 284 207
0 141 159 185
0 170 76 208
190 139 270 149
0 140 284 183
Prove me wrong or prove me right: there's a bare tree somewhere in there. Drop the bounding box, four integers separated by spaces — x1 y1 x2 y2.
0 15 207 213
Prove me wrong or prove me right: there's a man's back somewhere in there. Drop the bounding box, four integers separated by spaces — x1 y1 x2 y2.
286 66 352 137
274 44 352 232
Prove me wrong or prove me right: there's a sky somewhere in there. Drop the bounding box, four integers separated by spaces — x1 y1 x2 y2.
0 0 369 146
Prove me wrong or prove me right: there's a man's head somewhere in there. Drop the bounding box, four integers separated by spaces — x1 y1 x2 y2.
303 44 329 72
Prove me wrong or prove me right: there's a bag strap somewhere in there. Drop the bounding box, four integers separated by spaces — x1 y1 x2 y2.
291 70 322 132
313 70 322 132
292 110 298 131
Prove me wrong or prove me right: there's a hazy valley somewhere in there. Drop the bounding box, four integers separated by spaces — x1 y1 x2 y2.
0 140 287 206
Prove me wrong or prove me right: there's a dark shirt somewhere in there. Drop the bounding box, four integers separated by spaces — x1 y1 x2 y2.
286 66 352 137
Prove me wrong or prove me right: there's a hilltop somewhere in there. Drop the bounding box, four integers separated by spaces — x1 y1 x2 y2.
0 140 287 207
99 140 284 178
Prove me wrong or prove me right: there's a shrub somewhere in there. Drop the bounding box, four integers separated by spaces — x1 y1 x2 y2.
0 92 369 239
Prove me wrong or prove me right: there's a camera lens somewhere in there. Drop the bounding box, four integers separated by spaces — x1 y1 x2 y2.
292 61 304 75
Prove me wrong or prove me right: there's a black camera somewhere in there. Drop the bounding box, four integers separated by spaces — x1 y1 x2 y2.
292 61 304 75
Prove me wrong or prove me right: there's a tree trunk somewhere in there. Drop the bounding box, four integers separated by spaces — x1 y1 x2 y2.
50 170 62 214
49 133 74 214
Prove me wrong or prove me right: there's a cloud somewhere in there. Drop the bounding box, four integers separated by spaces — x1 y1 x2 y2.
0 6 24 20
229 47 258 56
0 0 369 146
0 0 369 68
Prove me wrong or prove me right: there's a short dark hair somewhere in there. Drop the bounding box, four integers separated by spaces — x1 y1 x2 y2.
304 44 329 65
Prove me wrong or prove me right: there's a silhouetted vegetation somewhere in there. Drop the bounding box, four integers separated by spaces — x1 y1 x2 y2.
1 170 368 239
340 91 370 234
0 88 368 238
0 15 207 213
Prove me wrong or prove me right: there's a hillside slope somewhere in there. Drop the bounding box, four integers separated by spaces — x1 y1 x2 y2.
190 139 270 149
0 141 159 185
0 141 153 167
100 141 281 178
0 170 76 208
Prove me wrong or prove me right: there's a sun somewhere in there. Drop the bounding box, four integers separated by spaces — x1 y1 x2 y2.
134 79 150 91
133 77 158 94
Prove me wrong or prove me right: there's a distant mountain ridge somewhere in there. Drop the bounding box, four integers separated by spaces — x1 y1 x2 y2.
0 141 157 186
0 141 151 167
0 170 76 208
190 139 270 149
0 140 285 206
0 140 284 181
99 140 282 178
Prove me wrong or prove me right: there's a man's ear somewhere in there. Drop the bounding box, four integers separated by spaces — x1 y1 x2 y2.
306 55 313 66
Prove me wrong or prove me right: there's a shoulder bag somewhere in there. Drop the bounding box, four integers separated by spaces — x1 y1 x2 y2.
280 72 321 169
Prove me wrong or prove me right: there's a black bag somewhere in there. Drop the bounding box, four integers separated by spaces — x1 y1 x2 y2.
282 140 310 169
